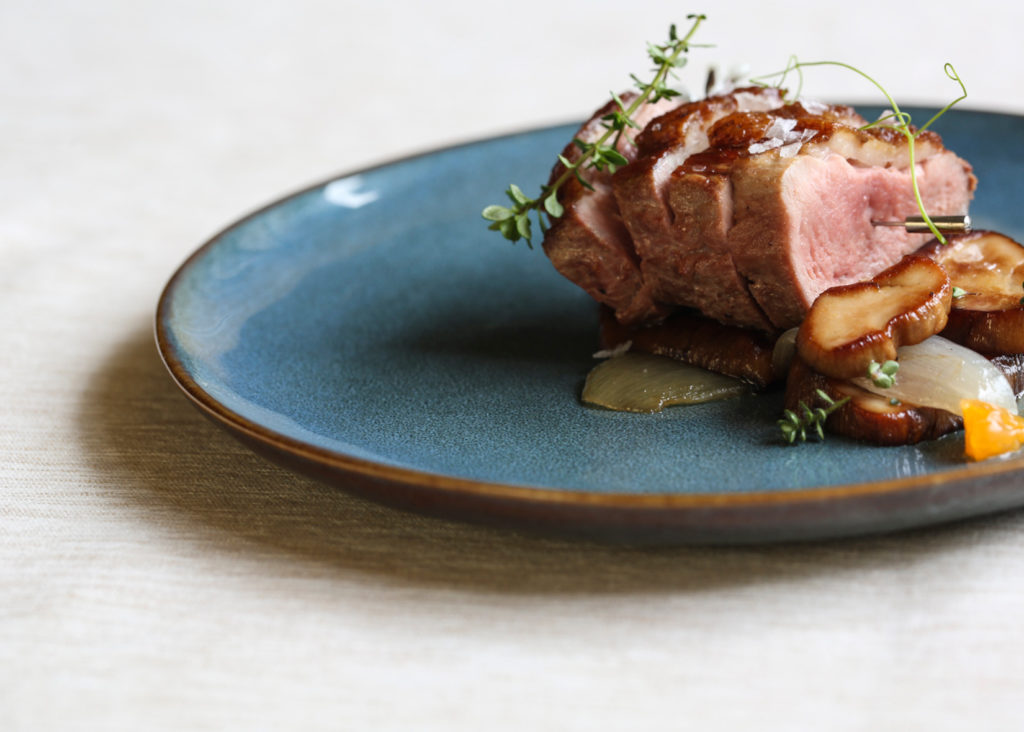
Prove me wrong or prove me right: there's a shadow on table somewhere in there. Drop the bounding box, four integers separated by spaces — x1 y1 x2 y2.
76 320 1024 595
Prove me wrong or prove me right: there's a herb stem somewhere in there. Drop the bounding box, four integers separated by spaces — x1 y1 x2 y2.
482 15 707 246
544 16 704 202
778 389 851 444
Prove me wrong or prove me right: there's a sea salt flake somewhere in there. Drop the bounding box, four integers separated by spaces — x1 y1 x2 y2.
749 138 784 155
765 117 798 141
798 98 829 115
779 141 802 158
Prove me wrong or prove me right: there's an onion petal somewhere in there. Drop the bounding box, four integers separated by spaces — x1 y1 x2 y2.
772 327 799 379
850 335 1017 416
582 353 748 413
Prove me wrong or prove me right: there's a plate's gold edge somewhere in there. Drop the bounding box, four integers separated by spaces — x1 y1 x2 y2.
153 119 1024 514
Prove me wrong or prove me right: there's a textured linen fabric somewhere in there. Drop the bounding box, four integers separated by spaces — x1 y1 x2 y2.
6 1 1024 729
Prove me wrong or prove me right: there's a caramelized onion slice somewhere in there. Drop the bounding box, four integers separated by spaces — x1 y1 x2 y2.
582 353 748 413
850 335 1017 417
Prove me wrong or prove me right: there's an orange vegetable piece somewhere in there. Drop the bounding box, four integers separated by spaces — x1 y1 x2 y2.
961 399 1024 461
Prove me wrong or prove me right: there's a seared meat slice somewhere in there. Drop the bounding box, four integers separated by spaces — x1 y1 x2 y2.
643 99 975 331
542 89 976 334
721 110 975 329
612 87 785 330
542 93 683 324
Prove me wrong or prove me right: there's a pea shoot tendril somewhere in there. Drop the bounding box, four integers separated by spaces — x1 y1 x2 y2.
752 58 968 244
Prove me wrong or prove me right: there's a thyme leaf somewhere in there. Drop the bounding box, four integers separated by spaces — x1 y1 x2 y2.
867 359 900 388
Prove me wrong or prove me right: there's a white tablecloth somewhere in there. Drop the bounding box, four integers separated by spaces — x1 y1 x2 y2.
7 1 1024 728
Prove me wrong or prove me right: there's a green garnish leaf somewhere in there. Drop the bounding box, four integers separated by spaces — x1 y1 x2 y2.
506 184 531 206
952 286 967 299
515 213 532 241
481 205 513 222
543 193 564 218
867 359 899 388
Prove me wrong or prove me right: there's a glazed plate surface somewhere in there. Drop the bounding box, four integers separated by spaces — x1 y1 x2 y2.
157 109 1024 543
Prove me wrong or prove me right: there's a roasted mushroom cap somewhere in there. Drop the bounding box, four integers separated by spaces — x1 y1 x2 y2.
796 255 952 380
923 231 1024 355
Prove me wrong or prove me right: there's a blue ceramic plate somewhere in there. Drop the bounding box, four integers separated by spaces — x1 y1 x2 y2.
156 110 1024 543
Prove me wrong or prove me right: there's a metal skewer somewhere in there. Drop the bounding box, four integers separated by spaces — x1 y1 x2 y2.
871 214 972 234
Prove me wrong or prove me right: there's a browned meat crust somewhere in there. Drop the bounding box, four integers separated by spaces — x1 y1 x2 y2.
542 93 681 324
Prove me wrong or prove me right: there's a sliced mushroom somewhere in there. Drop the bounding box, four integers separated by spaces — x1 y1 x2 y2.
599 306 780 387
784 356 962 446
991 353 1024 399
796 255 952 380
923 231 1024 355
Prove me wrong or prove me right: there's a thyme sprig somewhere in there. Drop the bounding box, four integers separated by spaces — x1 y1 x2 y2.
752 59 968 244
481 15 708 247
779 389 851 444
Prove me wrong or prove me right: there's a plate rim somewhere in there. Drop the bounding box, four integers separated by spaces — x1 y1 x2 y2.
154 116 1024 532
